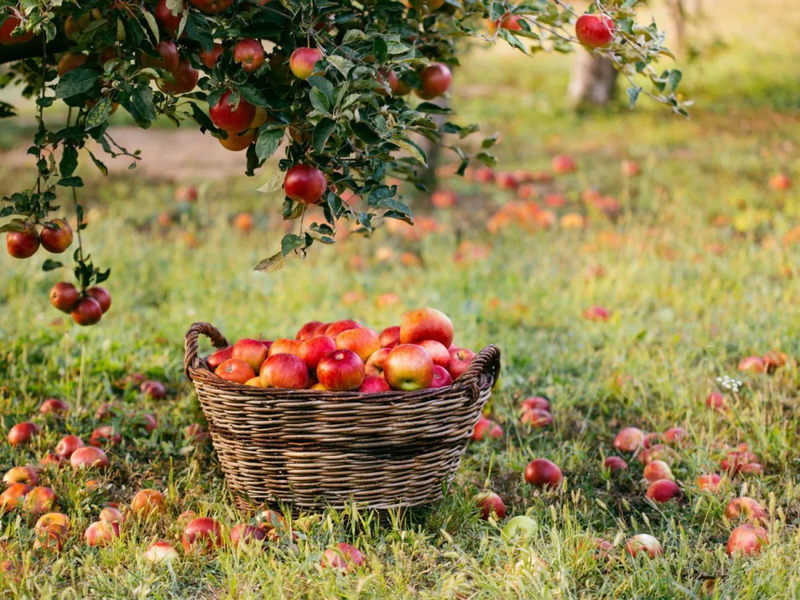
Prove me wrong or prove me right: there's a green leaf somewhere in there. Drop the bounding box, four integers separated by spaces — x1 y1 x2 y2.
60 145 79 178
57 176 84 188
391 137 427 165
254 251 285 272
373 37 388 63
627 86 641 109
309 88 330 114
55 69 99 99
351 121 382 144
87 149 108 176
237 85 273 109
280 233 305 256
256 171 282 193
42 259 63 272
667 69 682 92
312 118 337 154
132 85 157 122
141 10 160 44
327 55 354 76
85 97 113 130
255 128 284 161
307 76 334 99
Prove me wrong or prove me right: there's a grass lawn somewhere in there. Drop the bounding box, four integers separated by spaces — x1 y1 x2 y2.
0 0 799 597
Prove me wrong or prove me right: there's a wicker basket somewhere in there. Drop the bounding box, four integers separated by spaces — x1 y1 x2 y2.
184 322 501 512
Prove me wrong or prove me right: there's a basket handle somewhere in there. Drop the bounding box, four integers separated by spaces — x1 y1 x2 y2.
456 344 501 400
184 322 230 380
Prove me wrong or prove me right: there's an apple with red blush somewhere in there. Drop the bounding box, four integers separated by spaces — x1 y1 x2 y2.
215 358 255 384
358 376 391 393
182 517 224 554
448 348 475 380
474 491 506 520
379 325 400 348
336 327 381 362
321 542 365 572
299 335 337 371
524 459 562 489
384 344 434 391
317 350 365 391
39 398 69 417
429 365 452 389
233 338 269 372
7 422 40 446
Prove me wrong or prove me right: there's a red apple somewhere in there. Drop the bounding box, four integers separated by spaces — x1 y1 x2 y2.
552 154 577 174
56 435 85 458
215 358 255 384
0 483 30 511
727 524 767 556
144 541 180 563
95 402 123 421
643 460 673 482
448 348 475 380
56 52 88 78
207 346 234 370
474 491 506 520
316 349 365 391
289 47 322 80
365 347 390 378
39 398 69 417
415 63 452 100
520 408 552 428
384 344 434 391
209 91 256 134
400 308 453 347
71 296 103 326
488 13 522 33
645 479 681 503
233 338 269 372
99 506 126 524
189 0 231 14
199 43 224 69
583 306 610 322
495 172 519 191
321 542 365 572
379 325 401 348
325 320 360 338
0 12 34 45
638 444 677 465
621 159 640 178
429 365 452 389
769 173 792 191
296 320 324 341
299 335 337 371
141 40 180 73
268 338 303 358
3 466 37 486
521 396 550 412
49 282 80 313
738 356 766 373
70 446 110 470
625 534 662 558
524 459 562 489
41 453 66 468
130 489 166 518
6 225 39 259
40 219 73 254
159 59 199 93
696 473 722 492
7 422 40 446
575 13 615 48
357 376 391 393
604 456 627 473
154 0 184 37
417 340 451 369
84 520 120 547
90 426 121 447
474 167 495 183
259 354 309 389
431 189 457 209
336 327 380 362
725 497 767 523
471 415 502 441
86 286 112 313
229 523 268 547
24 486 56 516
613 427 645 452
35 512 70 533
233 38 264 72
141 380 166 399
284 164 327 205
182 517 224 554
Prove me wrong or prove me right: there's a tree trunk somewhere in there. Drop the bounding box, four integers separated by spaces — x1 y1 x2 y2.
567 50 618 108
666 0 687 56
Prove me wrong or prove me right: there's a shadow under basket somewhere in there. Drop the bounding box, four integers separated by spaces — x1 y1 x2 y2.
184 322 501 512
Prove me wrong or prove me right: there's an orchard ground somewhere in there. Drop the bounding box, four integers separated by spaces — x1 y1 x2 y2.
1 0 800 597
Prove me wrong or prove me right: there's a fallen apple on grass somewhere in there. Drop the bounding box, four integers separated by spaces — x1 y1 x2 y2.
604 456 628 473
625 534 662 558
130 489 166 518
727 524 768 556
7 422 40 446
472 415 503 441
70 446 110 470
524 459 563 489
84 520 120 547
182 517 224 554
645 479 681 503
144 541 180 563
3 466 38 486
39 398 69 417
474 492 506 520
613 427 645 453
321 542 365 572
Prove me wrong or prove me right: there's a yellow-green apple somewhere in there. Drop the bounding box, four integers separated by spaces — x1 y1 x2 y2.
199 43 224 69
365 347 390 377
414 63 451 100
158 59 199 93
501 515 536 542
154 0 184 37
207 346 233 370
86 286 111 313
289 47 322 80
3 466 37 486
575 13 615 48
400 308 453 347
39 398 69 417
209 91 256 134
643 460 673 482
0 483 31 511
56 435 85 458
317 349 365 391
23 486 56 516
521 396 550 412
71 296 103 326
725 497 767 523
625 534 661 558
336 327 380 362
269 338 303 358
321 543 365 572
520 408 552 427
49 282 79 313
7 422 40 446
418 340 450 369
474 491 505 520
215 358 255 384
284 164 327 205
296 320 324 341
378 326 400 348
384 344 434 391
357 376 391 393
727 524 767 556
70 446 110 470
259 354 309 389
696 473 722 492
182 517 223 554
613 427 644 452
90 426 121 447
144 541 180 563
140 40 180 72
84 520 120 547
232 338 269 372
645 479 680 503
604 456 627 473
524 459 562 489
448 348 475 380
552 154 577 174
229 523 268 547
6 224 40 259
233 38 264 72
40 219 73 254
131 489 166 518
299 335 337 371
